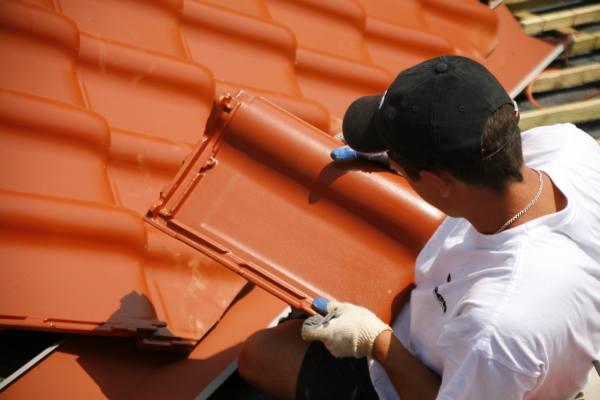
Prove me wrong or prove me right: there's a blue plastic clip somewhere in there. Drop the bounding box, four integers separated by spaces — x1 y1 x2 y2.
330 146 359 162
312 297 330 316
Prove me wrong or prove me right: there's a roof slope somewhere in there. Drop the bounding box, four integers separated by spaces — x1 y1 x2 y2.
0 0 246 350
0 0 560 397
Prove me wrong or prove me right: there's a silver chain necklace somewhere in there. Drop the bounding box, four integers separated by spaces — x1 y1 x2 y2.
495 169 544 234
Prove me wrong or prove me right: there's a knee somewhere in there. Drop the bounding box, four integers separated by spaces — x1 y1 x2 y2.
238 320 307 399
238 328 270 385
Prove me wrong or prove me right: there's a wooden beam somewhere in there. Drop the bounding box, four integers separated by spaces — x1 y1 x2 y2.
516 4 600 35
519 98 600 131
506 0 572 13
557 27 600 55
532 64 600 92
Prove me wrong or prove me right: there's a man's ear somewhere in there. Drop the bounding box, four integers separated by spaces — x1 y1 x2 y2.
419 170 453 198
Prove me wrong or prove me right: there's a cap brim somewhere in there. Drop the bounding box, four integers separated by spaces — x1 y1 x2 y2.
342 94 387 153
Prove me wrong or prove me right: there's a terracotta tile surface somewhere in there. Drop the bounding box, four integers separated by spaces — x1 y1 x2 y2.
1 286 289 400
265 0 392 128
419 0 499 59
147 91 444 322
180 0 331 132
0 0 245 350
355 1 560 97
183 0 297 95
266 0 372 63
0 0 561 396
0 2 83 105
56 0 188 58
0 92 157 337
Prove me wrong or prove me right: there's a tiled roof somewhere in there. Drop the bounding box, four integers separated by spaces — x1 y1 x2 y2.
0 0 245 350
1 0 560 396
2 285 288 399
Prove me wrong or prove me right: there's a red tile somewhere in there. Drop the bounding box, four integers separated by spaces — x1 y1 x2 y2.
0 0 246 350
147 92 444 322
77 34 214 143
1 285 288 400
198 0 271 18
56 0 187 58
263 0 393 126
363 17 454 75
0 91 112 202
0 190 158 335
266 0 371 63
354 0 428 30
0 1 83 105
418 0 498 59
182 0 298 95
358 0 560 96
216 81 331 132
180 0 332 131
295 48 391 120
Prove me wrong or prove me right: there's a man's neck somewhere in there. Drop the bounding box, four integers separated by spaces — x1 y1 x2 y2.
463 166 566 234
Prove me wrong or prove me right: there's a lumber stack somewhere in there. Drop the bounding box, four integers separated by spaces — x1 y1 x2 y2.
506 0 600 137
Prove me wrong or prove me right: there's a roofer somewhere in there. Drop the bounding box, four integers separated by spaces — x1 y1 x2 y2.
237 55 600 399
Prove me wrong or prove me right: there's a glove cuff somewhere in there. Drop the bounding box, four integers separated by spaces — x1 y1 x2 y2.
364 323 393 357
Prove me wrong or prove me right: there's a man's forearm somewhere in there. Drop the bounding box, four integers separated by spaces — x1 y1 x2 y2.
372 330 441 400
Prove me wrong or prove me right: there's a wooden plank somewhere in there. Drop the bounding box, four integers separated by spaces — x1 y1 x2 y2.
506 0 572 13
532 64 600 92
519 98 600 130
514 11 544 34
516 4 600 35
558 27 600 55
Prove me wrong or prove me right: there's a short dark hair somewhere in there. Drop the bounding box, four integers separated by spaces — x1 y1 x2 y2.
393 104 523 191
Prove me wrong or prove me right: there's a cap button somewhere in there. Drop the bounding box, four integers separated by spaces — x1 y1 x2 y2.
435 62 448 73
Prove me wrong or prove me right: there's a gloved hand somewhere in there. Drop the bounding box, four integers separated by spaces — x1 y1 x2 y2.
301 301 392 359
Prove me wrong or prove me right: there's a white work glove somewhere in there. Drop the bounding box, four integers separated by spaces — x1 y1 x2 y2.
301 301 392 359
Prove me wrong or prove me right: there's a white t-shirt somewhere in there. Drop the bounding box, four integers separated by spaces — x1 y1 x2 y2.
369 124 600 400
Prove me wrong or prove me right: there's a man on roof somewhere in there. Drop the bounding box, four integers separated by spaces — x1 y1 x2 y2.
238 55 600 400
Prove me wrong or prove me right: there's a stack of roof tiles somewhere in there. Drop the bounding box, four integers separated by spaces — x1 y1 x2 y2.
0 0 559 398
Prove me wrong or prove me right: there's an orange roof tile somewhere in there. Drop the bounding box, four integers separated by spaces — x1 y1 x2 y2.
265 0 371 63
0 2 82 104
180 0 332 131
58 0 187 58
147 91 444 322
2 286 288 399
0 0 245 350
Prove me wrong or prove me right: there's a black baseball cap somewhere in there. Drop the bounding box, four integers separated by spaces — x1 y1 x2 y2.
342 55 514 168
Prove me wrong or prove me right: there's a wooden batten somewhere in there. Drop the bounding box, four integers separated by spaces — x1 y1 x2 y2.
519 98 600 131
532 64 600 92
515 4 600 35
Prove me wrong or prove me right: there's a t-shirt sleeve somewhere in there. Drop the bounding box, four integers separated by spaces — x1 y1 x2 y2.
436 347 539 400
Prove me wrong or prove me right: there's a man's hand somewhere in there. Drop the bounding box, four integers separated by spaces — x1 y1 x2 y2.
301 301 392 359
